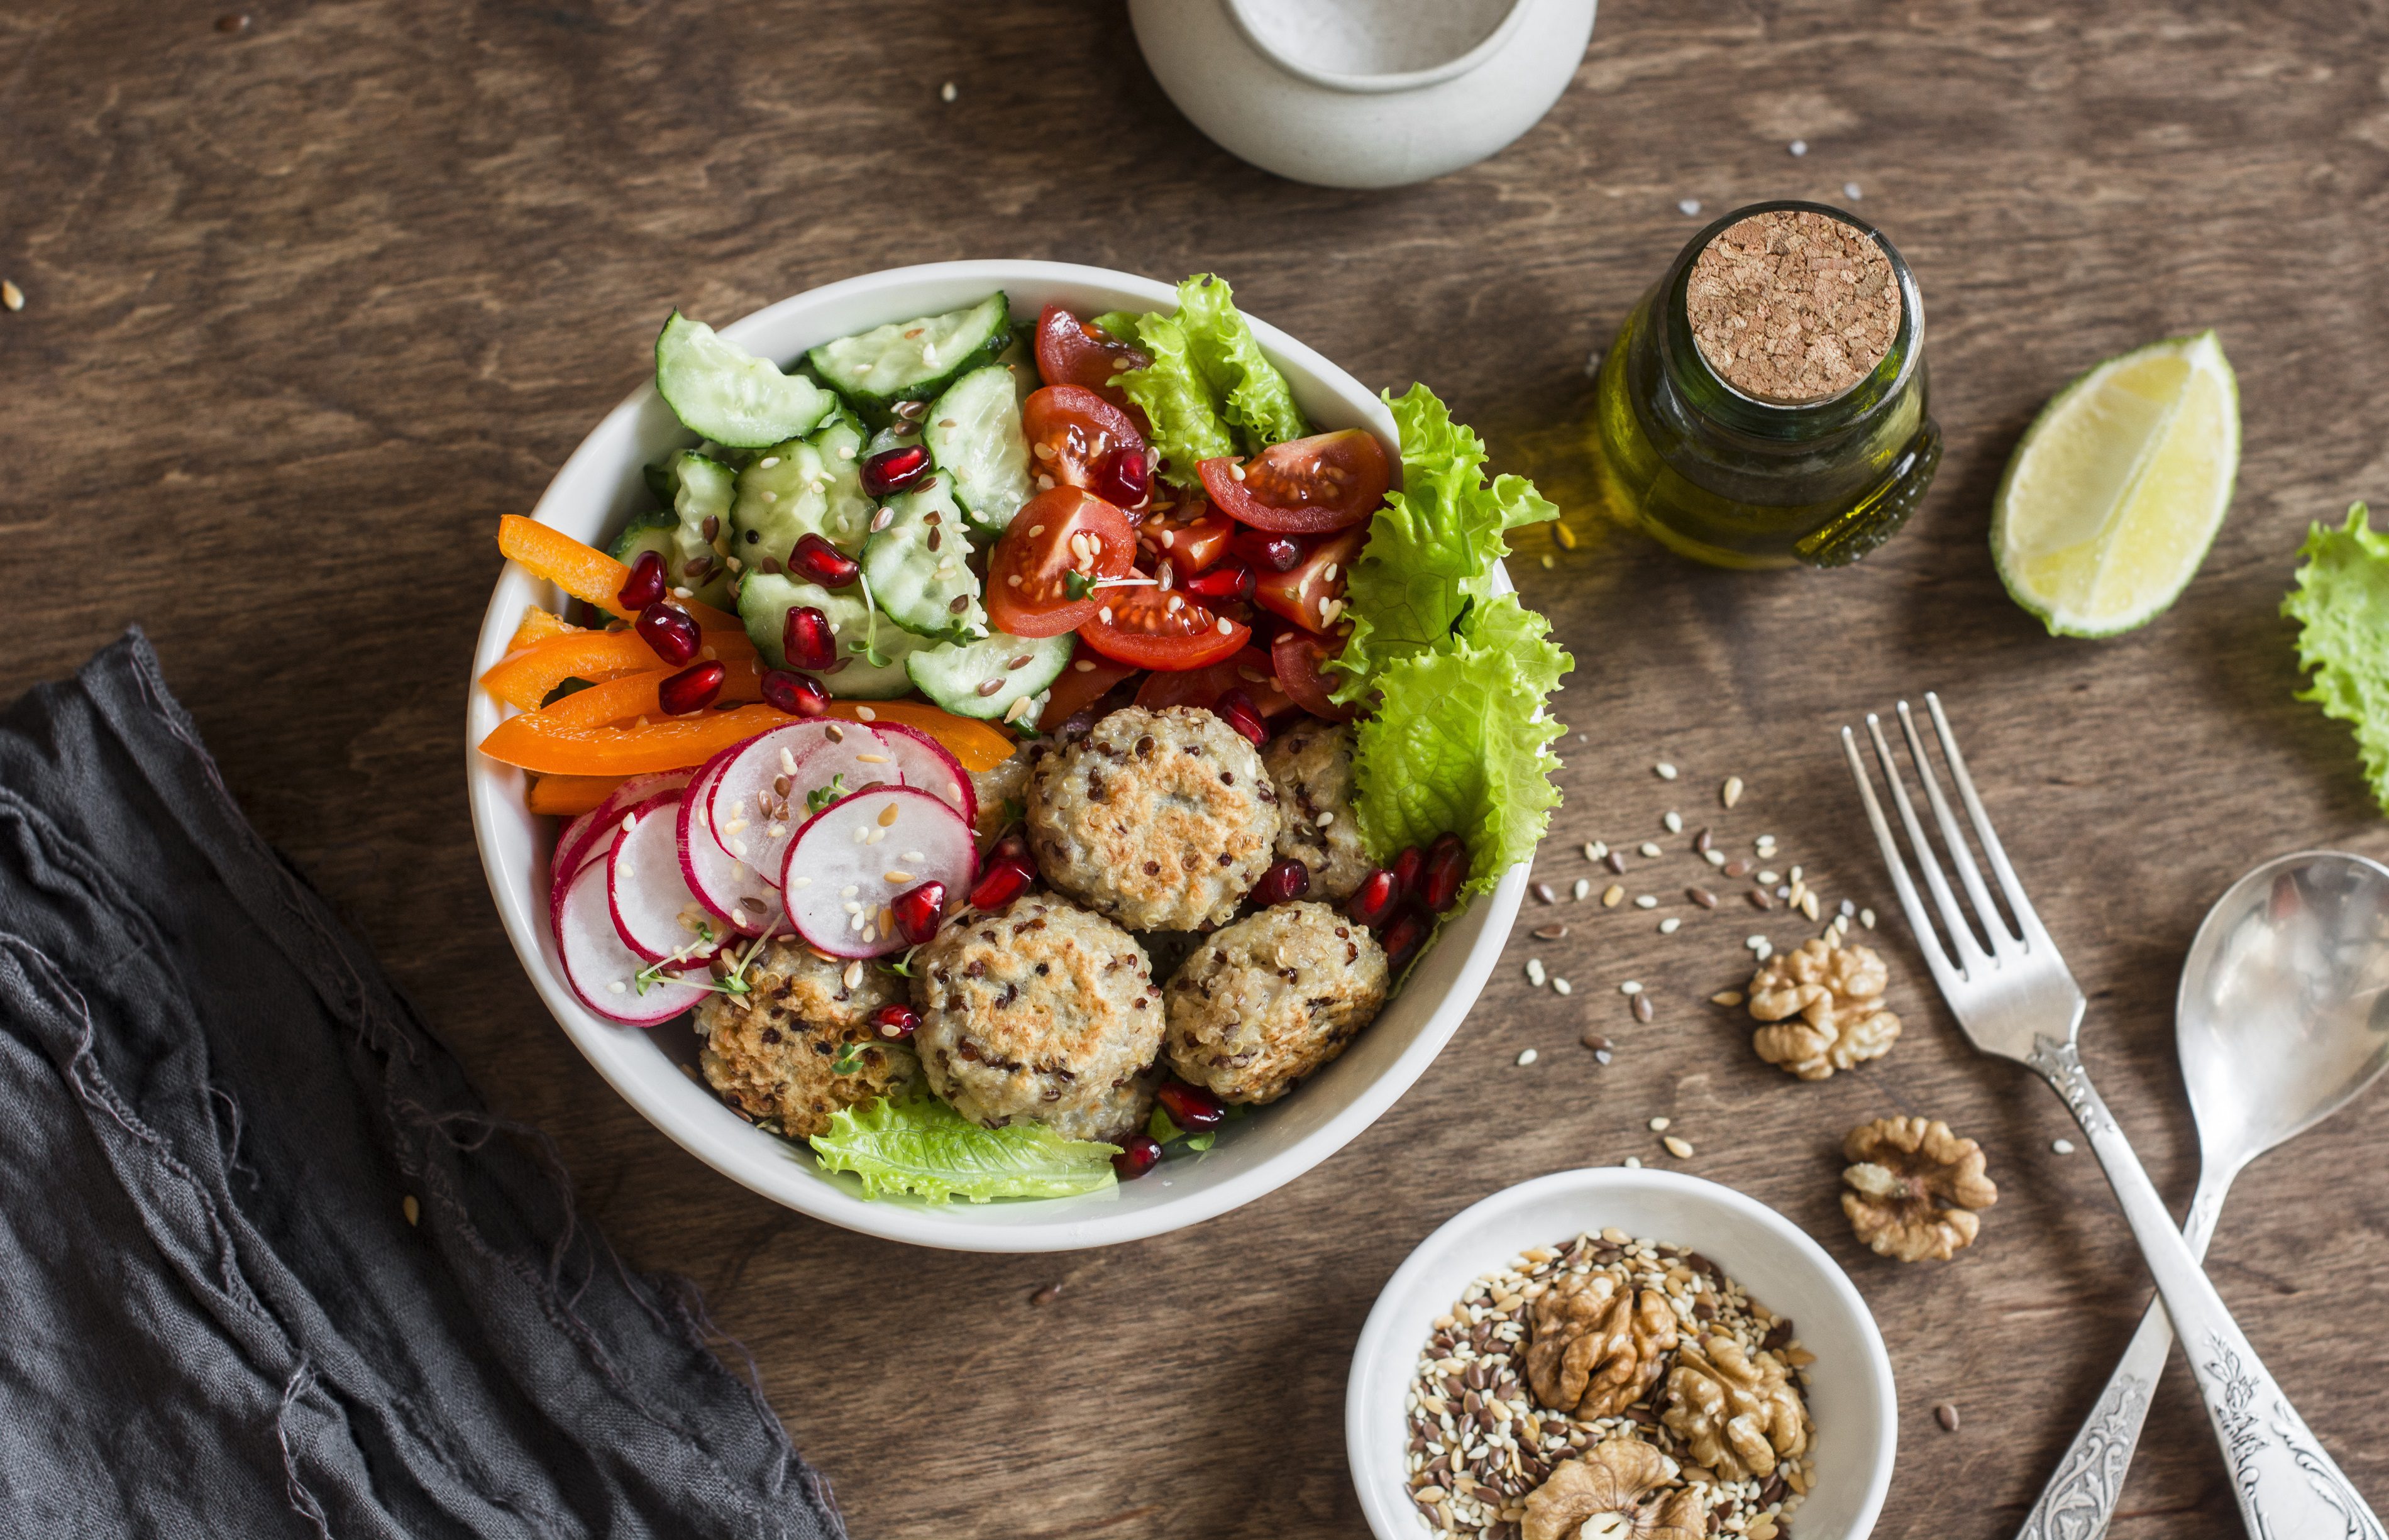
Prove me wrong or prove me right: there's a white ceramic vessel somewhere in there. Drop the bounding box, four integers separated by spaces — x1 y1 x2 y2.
1128 0 1597 189
1348 1169 1897 1538
466 260 1530 1253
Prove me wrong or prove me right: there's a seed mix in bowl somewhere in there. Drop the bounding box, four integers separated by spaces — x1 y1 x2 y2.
1403 1229 1816 1540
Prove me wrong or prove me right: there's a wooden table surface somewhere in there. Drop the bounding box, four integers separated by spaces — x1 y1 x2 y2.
11 3 2389 1535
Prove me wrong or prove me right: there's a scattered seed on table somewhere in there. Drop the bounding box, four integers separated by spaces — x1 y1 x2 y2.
1635 894 1658 910
1516 1048 1539 1066
1747 889 1773 911
1593 1047 1614 1064
1758 869 1780 885
1602 884 1625 907
1584 841 1608 861
1573 878 1592 901
1030 1282 1064 1306
1531 925 1569 940
1622 1155 1641 1169
402 1194 419 1226
1745 935 1767 952
1934 1402 1960 1432
1663 1135 1694 1158
0 280 23 313
1638 842 1663 858
1711 990 1745 1006
1790 865 1804 882
1862 908 1877 928
1658 917 1680 934
1533 882 1557 904
1633 994 1654 1023
1723 858 1753 878
1755 940 1774 960
1722 776 1744 808
1649 1116 1671 1131
1552 978 1573 995
1694 827 1713 854
2052 1138 2075 1155
1526 959 1547 987
1704 849 1727 867
1688 886 1718 909
1840 898 1857 918
1606 850 1628 874
1655 762 1678 780
1663 811 1683 833
1581 1031 1613 1052
1619 980 1643 996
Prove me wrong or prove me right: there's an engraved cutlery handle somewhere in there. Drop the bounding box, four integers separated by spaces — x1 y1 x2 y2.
2029 1039 2384 1540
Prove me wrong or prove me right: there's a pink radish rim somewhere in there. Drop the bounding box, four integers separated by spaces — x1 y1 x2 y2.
780 782 979 959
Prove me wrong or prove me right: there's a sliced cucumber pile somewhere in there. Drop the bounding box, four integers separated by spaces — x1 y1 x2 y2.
926 364 1034 532
737 571 925 700
805 294 1011 424
655 312 837 449
860 473 985 644
731 437 871 559
907 630 1071 722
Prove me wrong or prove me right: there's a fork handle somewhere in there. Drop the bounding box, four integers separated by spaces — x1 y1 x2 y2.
2029 1039 2385 1540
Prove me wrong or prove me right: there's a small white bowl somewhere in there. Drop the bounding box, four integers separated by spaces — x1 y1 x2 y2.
466 260 1529 1253
1347 1169 1897 1539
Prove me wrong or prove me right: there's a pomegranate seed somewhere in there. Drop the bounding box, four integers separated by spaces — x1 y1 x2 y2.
1347 868 1401 930
1093 444 1150 509
635 603 700 667
890 881 948 946
760 668 830 717
860 443 932 498
1422 832 1470 913
783 605 837 673
1378 902 1433 974
657 661 724 715
1213 688 1269 749
988 827 1030 865
1389 845 1425 902
1250 856 1310 907
967 855 1035 912
871 1003 921 1042
618 550 666 610
1155 1079 1226 1132
1112 1133 1162 1180
788 532 861 588
1183 558 1255 604
1231 529 1303 573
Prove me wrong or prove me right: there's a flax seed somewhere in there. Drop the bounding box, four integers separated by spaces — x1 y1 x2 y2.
1633 993 1654 1023
1687 886 1718 909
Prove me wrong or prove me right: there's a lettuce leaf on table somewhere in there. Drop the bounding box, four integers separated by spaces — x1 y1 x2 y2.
810 1092 1118 1203
2284 503 2389 811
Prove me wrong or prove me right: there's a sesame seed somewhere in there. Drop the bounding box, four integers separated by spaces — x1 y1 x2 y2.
1583 841 1608 861
854 707 876 721
1704 849 1727 867
1654 762 1678 780
2053 1138 2075 1155
1638 842 1662 858
1550 978 1572 996
1526 959 1546 986
1758 870 1781 886
1658 917 1680 933
1663 1135 1694 1158
1649 1116 1670 1131
1619 981 1643 996
1572 879 1591 901
1745 935 1767 951
1216 616 1233 635
1722 775 1744 807
1601 884 1623 907
1678 199 1702 216
1789 139 1808 157
402 1195 419 1225
1516 1048 1538 1066
1862 908 1877 928
1634 895 1657 910
1623 1156 1641 1169
940 80 957 101
1662 811 1682 833
1710 990 1744 1006
1843 180 1863 200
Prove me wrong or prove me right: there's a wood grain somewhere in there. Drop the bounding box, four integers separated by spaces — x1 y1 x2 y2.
7 2 2388 1535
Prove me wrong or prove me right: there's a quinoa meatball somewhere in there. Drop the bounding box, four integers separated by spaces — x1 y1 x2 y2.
1262 718 1372 902
912 896 1164 1141
1027 705 1280 931
697 943 914 1137
1164 901 1390 1104
969 744 1034 845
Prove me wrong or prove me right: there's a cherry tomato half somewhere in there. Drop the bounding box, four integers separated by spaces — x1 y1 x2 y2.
1023 385 1150 505
1134 646 1295 718
1141 506 1236 576
1198 428 1391 534
1034 304 1150 405
1038 642 1139 732
1255 525 1366 634
985 487 1138 638
1080 584 1250 671
1271 629 1355 721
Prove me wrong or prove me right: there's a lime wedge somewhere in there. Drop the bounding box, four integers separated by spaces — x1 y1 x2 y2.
1992 331 2239 636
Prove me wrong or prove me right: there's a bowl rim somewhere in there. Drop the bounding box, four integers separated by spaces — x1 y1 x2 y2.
1343 1166 1898 1538
465 259 1530 1251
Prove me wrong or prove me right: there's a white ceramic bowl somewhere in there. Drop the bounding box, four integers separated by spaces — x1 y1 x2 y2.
467 260 1529 1252
1347 1169 1897 1538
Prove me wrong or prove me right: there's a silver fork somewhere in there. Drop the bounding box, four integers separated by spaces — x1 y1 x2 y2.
1843 694 2384 1540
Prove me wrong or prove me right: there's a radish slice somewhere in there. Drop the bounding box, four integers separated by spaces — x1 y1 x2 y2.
871 721 976 827
553 770 690 898
679 749 781 937
781 784 976 959
709 722 905 888
607 793 726 965
555 859 708 1026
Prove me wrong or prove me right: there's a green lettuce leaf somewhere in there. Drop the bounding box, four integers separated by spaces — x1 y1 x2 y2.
1332 385 1559 700
1172 273 1310 451
1118 312 1236 488
1351 593 1570 897
810 1094 1119 1203
2284 503 2389 811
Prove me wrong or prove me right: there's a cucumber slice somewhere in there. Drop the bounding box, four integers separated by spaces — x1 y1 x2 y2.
731 437 871 563
805 294 1012 424
655 312 837 449
805 415 875 545
737 571 925 700
907 630 1071 723
609 492 729 611
859 473 985 642
661 449 736 607
925 364 1034 533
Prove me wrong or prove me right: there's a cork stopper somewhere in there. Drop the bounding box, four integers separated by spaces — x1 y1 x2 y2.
1685 209 1901 405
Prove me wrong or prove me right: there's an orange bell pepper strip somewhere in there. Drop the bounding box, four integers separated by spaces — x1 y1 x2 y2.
822 699 1017 772
534 654 768 732
497 515 740 631
480 624 757 712
525 774 627 817
479 704 792 777
505 605 582 654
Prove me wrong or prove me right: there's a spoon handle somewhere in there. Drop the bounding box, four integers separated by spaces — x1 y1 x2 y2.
2028 1042 2385 1540
2014 1175 2234 1540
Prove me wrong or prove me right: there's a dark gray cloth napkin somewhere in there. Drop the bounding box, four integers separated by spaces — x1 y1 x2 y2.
0 632 846 1540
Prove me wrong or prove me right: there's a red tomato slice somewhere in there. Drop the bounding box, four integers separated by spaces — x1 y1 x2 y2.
1198 429 1391 534
1134 646 1295 718
1271 629 1355 722
1023 385 1149 496
986 487 1138 638
1255 526 1366 634
1140 507 1235 576
1079 584 1250 671
1038 642 1139 732
1034 304 1149 404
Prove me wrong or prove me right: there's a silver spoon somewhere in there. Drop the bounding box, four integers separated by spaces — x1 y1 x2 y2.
2019 850 2389 1540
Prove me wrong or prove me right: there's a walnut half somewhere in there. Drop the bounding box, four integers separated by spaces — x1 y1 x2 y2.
1660 1335 1811 1482
1521 1438 1706 1540
1841 1115 1999 1262
1523 1271 1679 1419
1747 937 1901 1080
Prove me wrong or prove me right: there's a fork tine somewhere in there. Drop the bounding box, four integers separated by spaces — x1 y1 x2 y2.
1923 692 2051 942
1894 700 2019 955
1839 724 1967 1001
1865 710 1991 974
